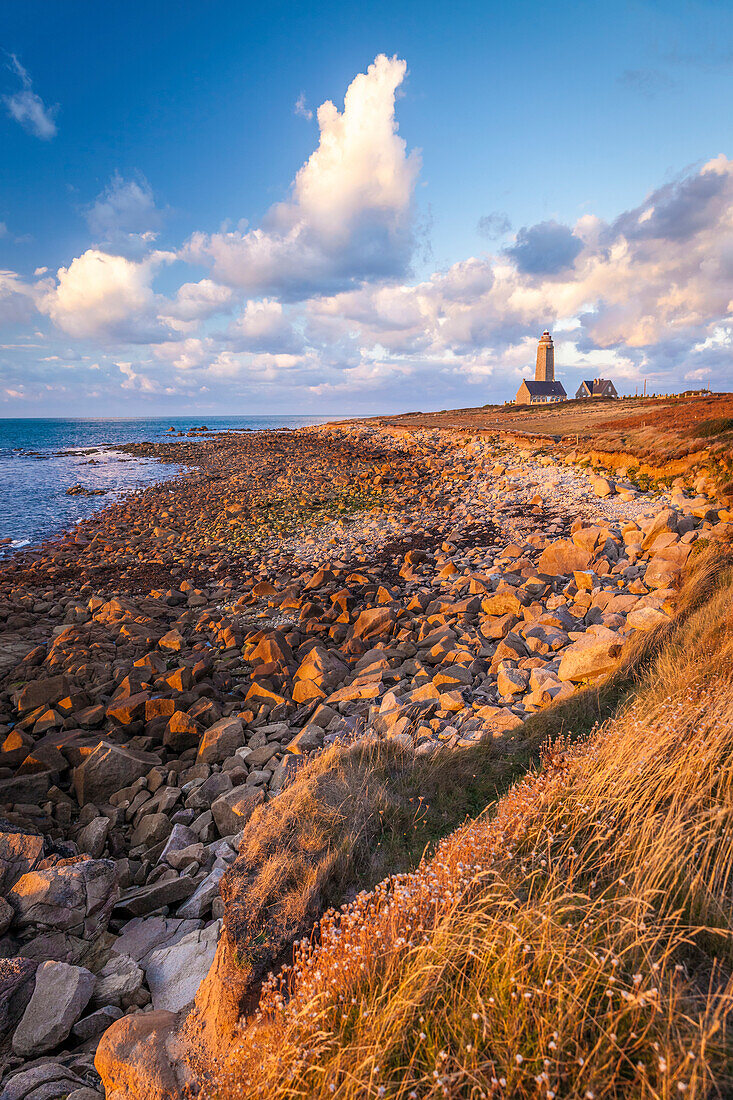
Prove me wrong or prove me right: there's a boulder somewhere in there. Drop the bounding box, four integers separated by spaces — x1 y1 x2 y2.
196 717 245 765
591 476 615 497
8 858 118 938
77 816 110 859
537 540 592 576
159 824 199 865
641 508 679 551
130 813 172 849
0 957 38 1040
211 786 264 837
114 877 196 919
95 1010 181 1100
145 922 220 1013
110 916 203 967
73 742 160 806
184 771 232 811
293 645 348 692
16 675 71 715
72 1003 124 1042
481 591 523 616
92 953 144 1008
497 667 529 696
644 543 691 589
352 606 396 640
249 632 294 669
176 865 226 920
285 725 324 754
626 606 671 631
558 628 624 682
0 828 44 892
163 710 201 752
106 691 149 725
0 1064 86 1100
12 960 94 1056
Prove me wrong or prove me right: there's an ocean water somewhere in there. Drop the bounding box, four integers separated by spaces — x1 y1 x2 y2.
0 415 339 555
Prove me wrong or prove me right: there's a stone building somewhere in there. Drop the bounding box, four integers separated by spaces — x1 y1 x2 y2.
514 331 567 405
575 378 619 399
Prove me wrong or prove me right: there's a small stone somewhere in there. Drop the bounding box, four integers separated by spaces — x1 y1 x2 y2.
77 816 110 858
93 953 144 1008
72 1003 123 1042
130 812 172 849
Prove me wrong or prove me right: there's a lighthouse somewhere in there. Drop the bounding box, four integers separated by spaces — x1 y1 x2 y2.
535 330 554 382
513 329 567 405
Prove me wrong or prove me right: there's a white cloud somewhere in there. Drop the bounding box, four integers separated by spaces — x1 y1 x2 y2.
38 249 174 341
229 298 302 353
159 279 235 331
184 54 420 299
85 172 165 257
294 93 312 121
0 270 35 325
4 54 57 140
153 336 215 371
117 362 164 393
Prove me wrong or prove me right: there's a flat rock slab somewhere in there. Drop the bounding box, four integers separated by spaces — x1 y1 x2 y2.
73 742 160 806
12 960 94 1056
114 876 196 919
145 922 220 1013
110 915 203 967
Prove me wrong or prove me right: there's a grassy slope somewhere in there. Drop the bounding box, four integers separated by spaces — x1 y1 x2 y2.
210 550 733 1099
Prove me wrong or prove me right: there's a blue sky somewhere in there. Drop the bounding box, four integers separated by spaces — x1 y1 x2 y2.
1 0 732 414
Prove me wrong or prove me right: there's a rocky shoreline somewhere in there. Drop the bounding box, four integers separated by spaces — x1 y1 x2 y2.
0 422 730 1099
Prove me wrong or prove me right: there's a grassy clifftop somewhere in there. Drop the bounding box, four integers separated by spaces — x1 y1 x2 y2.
208 548 733 1099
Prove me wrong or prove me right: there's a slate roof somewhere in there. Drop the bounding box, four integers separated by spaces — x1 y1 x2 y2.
519 380 567 397
578 379 616 396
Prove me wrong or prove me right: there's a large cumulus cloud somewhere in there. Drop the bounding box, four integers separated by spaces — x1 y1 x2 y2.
505 220 583 275
182 54 421 299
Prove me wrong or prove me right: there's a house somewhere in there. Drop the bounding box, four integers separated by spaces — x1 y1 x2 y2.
514 331 567 404
575 378 619 399
515 379 568 404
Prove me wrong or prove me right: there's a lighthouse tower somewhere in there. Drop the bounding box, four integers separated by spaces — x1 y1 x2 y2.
535 330 555 382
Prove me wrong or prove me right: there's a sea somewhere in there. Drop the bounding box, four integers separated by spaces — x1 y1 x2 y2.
0 415 340 556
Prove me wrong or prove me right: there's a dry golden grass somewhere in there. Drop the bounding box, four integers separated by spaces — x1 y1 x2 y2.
209 550 733 1099
218 729 517 993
